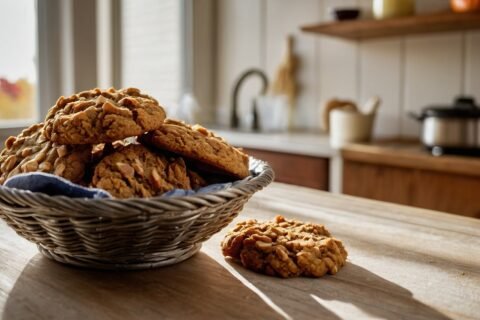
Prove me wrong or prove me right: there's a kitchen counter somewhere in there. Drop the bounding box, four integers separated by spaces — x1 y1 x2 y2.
1 183 479 319
342 140 480 177
341 140 480 217
212 129 334 158
211 129 341 192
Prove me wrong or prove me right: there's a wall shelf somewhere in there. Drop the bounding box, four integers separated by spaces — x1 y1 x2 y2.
300 12 480 40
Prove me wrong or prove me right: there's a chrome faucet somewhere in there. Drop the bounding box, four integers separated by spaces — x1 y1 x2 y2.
231 68 269 130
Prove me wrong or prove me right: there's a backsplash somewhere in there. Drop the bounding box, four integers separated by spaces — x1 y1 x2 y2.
214 0 480 138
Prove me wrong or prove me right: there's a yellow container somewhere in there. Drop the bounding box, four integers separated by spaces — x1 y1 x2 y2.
373 0 415 19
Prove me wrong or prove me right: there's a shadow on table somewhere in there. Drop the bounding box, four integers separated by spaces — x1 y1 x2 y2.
226 260 452 320
2 252 284 320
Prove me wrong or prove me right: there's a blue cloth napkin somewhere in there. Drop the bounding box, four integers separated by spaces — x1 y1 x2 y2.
2 159 262 199
3 172 240 199
4 173 112 198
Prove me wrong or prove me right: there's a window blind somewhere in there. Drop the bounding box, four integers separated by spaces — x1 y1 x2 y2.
120 0 182 110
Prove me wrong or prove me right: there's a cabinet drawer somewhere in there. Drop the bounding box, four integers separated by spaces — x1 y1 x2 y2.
243 148 329 190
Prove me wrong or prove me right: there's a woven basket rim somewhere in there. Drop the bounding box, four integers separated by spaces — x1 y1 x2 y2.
0 156 274 205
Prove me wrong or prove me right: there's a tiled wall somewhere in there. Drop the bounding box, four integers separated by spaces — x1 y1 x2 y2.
214 0 480 138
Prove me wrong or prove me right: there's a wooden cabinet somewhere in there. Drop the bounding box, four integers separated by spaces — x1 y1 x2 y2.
243 148 329 190
342 144 480 218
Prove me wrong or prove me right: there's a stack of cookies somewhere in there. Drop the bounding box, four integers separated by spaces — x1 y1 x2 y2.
0 87 250 198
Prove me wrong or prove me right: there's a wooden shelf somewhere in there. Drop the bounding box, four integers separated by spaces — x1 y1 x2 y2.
301 12 480 40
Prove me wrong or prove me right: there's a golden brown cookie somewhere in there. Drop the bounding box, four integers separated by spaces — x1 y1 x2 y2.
0 123 92 184
44 87 166 145
91 139 134 163
221 216 347 278
139 119 249 179
92 144 191 198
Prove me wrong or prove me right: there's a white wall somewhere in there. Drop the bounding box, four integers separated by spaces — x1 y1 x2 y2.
214 0 480 138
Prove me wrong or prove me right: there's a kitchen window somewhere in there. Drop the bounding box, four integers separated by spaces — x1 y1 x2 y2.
0 0 37 126
0 0 202 139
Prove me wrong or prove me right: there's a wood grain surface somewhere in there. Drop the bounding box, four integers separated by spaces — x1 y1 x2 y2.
301 12 480 40
0 183 479 320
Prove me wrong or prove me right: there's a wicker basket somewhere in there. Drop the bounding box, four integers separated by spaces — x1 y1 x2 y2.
0 157 274 270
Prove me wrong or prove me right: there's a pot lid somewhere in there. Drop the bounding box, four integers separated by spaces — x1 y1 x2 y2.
422 97 480 118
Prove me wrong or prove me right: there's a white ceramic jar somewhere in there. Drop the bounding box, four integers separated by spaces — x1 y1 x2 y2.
329 109 376 149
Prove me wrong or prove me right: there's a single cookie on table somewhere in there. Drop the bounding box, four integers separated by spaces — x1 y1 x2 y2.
221 216 348 278
0 123 92 184
92 144 192 198
44 87 166 145
139 119 249 180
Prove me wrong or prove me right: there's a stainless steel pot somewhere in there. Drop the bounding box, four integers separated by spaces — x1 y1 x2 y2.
410 97 480 156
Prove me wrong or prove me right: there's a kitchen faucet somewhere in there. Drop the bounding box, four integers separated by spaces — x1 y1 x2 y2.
230 68 269 130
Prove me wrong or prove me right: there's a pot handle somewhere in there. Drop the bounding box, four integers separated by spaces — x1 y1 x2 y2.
454 96 476 109
408 111 424 121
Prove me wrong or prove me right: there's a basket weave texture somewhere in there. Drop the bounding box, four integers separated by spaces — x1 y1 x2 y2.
0 158 274 270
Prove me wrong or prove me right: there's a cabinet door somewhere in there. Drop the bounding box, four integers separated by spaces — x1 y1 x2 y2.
412 170 480 218
343 160 480 218
243 148 329 190
343 160 414 206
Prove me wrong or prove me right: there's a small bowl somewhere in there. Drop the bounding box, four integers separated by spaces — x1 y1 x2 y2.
333 8 361 21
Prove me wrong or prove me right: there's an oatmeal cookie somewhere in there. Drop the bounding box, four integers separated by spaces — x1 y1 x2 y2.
0 123 92 184
92 144 191 198
44 87 166 145
91 139 134 163
139 119 249 179
221 216 347 278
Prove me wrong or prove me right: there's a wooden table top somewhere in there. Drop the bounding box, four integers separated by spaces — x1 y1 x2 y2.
1 183 479 320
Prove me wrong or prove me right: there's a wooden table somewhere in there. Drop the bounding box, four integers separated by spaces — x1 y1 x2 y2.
1 183 479 319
